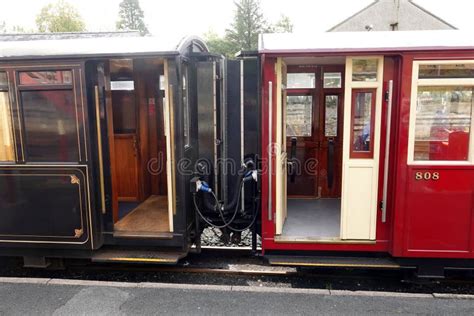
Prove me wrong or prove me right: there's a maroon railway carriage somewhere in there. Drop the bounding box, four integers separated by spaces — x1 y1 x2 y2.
258 30 474 274
1 30 474 277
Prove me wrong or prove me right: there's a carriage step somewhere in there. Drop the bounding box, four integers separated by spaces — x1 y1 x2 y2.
92 249 186 265
266 255 401 269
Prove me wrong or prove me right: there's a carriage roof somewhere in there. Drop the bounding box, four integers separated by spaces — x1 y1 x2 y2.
0 35 208 60
259 30 474 54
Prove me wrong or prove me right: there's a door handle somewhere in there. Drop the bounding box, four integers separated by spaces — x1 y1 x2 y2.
133 137 139 156
327 138 335 189
288 137 297 183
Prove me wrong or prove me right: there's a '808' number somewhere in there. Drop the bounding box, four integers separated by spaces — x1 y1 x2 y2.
415 171 440 181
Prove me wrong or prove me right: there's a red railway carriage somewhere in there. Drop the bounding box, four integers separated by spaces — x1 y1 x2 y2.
258 30 474 271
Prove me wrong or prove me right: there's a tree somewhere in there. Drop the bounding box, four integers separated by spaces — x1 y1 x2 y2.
116 0 149 36
225 0 270 52
271 14 294 33
203 30 236 58
36 0 86 33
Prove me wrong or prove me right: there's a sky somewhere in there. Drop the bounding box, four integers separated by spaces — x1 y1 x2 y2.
1 0 473 42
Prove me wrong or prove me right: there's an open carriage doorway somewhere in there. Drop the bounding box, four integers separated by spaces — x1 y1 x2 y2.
274 56 385 241
94 57 174 238
276 59 345 240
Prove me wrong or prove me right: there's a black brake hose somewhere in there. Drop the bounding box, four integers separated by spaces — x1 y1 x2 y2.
193 181 245 229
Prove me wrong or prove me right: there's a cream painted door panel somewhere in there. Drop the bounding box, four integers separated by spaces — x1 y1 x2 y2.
275 58 287 235
340 57 384 240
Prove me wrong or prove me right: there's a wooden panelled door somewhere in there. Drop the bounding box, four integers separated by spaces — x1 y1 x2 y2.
109 59 141 202
286 65 345 198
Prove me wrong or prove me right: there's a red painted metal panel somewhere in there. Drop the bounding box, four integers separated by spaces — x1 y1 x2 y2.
405 167 474 255
391 51 474 259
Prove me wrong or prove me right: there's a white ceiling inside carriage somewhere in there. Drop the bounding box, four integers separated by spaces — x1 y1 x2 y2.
260 30 474 53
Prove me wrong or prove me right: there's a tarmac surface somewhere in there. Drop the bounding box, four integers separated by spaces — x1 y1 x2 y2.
0 277 474 315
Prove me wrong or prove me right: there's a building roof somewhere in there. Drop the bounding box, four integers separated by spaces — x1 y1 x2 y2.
259 30 474 54
0 35 208 60
328 0 456 32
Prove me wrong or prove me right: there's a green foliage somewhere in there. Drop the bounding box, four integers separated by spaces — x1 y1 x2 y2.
35 0 86 33
205 1 293 57
203 30 236 58
271 14 294 33
116 0 149 36
225 0 270 52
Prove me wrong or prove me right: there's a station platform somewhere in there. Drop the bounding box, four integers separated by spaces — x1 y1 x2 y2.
0 277 473 315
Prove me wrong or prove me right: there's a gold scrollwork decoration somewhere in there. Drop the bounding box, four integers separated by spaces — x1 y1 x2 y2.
74 228 84 238
70 175 80 185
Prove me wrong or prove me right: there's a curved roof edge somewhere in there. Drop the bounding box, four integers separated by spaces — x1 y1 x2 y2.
176 35 209 54
259 30 474 54
0 34 208 60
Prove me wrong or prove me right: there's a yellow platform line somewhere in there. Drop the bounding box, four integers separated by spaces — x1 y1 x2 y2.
270 261 400 269
100 257 177 263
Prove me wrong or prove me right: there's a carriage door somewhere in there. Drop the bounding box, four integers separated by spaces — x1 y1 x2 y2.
275 58 288 235
340 57 384 240
286 67 320 197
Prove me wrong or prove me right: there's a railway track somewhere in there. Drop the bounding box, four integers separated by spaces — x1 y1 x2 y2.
1 248 474 295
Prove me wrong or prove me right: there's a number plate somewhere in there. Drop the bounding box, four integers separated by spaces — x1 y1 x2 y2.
415 171 440 181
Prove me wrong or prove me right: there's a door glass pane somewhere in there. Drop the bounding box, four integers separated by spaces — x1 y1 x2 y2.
22 90 79 162
0 92 14 162
352 59 378 82
352 92 373 153
414 86 472 161
112 91 136 134
323 72 342 88
419 64 474 79
19 71 72 85
286 95 312 137
325 95 338 137
287 73 315 89
0 72 7 86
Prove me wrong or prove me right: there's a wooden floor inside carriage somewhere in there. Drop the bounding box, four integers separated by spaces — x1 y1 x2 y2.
114 195 170 237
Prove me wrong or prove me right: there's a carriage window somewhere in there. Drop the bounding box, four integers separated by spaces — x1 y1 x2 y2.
410 61 474 163
19 70 72 85
325 95 338 137
352 59 378 82
21 90 79 162
414 86 472 161
324 72 342 88
419 64 474 79
0 73 15 162
350 89 375 158
287 73 315 89
286 95 312 137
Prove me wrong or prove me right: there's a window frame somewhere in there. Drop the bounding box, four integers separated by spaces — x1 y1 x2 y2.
349 88 376 159
286 91 314 138
408 60 474 166
15 65 84 164
285 66 318 140
0 71 16 163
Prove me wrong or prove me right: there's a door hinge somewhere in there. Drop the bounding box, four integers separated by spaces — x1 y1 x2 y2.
379 200 384 210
